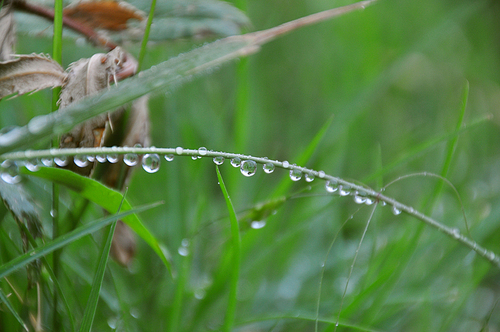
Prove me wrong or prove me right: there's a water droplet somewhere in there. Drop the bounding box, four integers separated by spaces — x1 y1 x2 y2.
487 252 496 261
289 169 302 181
107 154 119 163
74 155 89 168
318 171 326 178
198 147 208 156
41 158 53 167
213 156 224 165
191 155 198 160
251 220 266 229
87 155 95 162
380 201 387 206
130 308 140 319
181 238 189 247
96 155 107 163
1 160 21 184
142 154 160 173
282 160 290 168
451 228 461 239
325 180 338 193
107 317 117 329
240 160 257 177
231 157 242 167
353 194 367 204
175 147 183 155
50 209 57 218
391 205 402 215
124 153 139 166
339 185 351 196
305 173 315 182
54 156 69 167
165 154 174 162
178 246 189 256
25 159 40 172
365 197 375 205
263 162 275 174
194 289 206 300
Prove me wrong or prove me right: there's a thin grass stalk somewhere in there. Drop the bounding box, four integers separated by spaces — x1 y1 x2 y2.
137 0 156 71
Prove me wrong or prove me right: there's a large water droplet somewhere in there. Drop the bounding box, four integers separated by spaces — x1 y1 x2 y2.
198 147 208 156
231 157 242 167
175 147 183 155
74 155 89 168
240 160 257 177
305 173 315 182
165 154 174 162
391 205 402 215
251 220 266 229
289 168 302 181
25 159 40 172
96 155 107 163
213 156 224 165
364 197 375 205
107 154 119 163
325 180 338 193
124 153 139 166
353 194 367 204
142 154 160 173
54 156 69 167
263 162 275 174
41 157 53 167
1 160 21 184
87 155 95 162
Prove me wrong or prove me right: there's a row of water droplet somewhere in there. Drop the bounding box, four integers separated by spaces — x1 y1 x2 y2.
0 146 403 215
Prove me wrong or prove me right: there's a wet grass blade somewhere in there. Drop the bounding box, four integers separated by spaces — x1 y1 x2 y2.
21 166 173 277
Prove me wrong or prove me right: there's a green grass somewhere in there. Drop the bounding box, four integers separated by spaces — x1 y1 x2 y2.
2 0 500 331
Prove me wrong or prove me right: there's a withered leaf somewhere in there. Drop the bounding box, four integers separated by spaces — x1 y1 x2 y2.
0 1 15 61
0 54 66 99
63 0 144 31
59 47 136 175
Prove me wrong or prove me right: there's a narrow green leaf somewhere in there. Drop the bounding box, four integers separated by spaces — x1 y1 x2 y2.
0 288 29 331
0 203 159 279
216 166 241 332
79 221 117 332
21 166 174 277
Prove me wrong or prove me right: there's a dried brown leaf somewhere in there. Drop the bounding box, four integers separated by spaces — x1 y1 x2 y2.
0 2 15 61
0 54 66 99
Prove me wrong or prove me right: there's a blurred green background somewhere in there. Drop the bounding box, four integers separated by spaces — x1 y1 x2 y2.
2 0 500 331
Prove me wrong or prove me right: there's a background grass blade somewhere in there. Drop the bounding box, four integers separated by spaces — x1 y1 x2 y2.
21 166 174 276
0 203 160 279
0 288 28 332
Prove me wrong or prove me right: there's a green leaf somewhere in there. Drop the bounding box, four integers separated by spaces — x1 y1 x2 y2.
0 288 29 331
0 202 160 279
216 166 241 332
20 167 174 277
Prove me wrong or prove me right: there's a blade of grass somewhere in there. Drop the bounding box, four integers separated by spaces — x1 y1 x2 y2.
21 167 174 277
78 192 126 332
216 166 241 332
137 0 156 71
0 202 161 279
0 288 29 332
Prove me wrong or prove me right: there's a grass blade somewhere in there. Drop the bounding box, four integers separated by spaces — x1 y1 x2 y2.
0 202 161 279
0 288 29 331
21 166 174 277
216 166 241 332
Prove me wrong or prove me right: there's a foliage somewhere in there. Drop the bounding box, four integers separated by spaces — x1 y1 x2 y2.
1 0 500 331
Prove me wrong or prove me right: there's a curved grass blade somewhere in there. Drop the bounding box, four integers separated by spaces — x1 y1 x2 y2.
0 1 373 154
216 166 241 332
21 166 173 277
0 202 160 279
0 288 29 331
